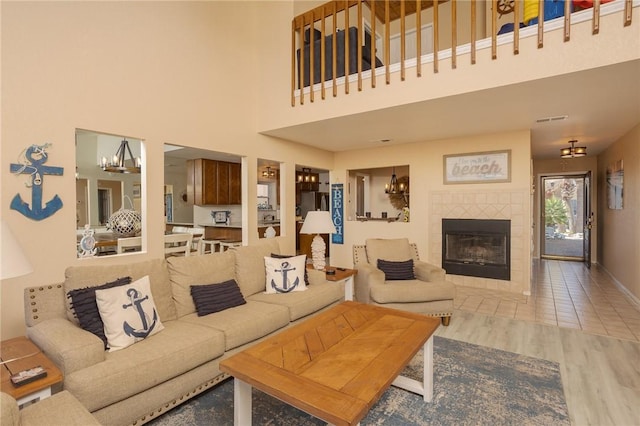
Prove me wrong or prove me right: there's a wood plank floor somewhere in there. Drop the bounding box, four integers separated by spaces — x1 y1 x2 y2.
436 260 640 425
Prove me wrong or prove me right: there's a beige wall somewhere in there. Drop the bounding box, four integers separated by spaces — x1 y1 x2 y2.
532 156 598 261
331 129 532 294
0 1 336 339
597 124 640 301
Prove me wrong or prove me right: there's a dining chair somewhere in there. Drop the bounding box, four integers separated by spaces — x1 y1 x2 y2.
117 236 142 254
164 233 193 257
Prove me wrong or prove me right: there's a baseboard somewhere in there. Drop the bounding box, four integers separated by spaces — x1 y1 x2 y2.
598 263 640 310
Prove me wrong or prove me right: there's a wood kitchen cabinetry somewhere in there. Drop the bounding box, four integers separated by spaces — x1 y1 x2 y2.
187 159 241 205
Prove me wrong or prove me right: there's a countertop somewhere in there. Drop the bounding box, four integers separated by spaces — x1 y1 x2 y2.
198 223 243 229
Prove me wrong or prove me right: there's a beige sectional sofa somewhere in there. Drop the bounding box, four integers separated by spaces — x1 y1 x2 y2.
23 239 344 425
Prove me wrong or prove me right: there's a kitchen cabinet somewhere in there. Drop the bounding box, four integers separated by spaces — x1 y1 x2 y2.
187 159 241 205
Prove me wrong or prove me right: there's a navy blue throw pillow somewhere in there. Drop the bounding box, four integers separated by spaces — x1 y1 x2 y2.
377 259 415 280
191 279 246 317
67 276 132 349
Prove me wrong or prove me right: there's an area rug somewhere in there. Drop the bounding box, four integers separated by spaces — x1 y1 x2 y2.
148 336 569 426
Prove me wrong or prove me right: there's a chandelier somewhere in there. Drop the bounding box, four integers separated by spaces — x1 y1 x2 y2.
560 140 587 159
262 166 276 178
385 167 406 194
100 139 141 173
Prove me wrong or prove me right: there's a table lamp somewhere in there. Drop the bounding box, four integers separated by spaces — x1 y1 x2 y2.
1 220 33 280
300 211 336 270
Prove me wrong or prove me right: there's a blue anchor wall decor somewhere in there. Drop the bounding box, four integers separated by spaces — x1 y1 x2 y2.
9 143 64 221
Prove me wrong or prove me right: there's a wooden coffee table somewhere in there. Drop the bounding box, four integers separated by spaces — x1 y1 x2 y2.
220 301 440 426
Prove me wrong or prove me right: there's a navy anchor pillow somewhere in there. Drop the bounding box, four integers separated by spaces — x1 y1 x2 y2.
264 255 307 294
95 275 164 352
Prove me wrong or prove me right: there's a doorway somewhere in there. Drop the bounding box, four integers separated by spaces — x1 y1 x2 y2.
540 174 591 262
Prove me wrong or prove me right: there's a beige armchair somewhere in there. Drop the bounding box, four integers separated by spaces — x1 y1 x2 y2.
1 391 100 426
353 238 455 325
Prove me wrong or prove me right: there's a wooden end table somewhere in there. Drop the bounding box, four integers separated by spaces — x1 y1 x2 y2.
1 337 63 408
308 264 357 300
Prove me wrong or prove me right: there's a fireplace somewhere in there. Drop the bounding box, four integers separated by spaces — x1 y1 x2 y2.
442 219 511 281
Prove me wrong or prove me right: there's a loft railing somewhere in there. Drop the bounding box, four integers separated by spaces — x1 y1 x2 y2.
291 0 635 107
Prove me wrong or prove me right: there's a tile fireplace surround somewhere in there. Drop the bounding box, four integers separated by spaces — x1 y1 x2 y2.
429 189 530 295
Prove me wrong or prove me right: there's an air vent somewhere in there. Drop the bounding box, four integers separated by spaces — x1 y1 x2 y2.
536 115 568 123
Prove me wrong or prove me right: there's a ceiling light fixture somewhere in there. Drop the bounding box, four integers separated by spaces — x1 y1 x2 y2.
560 139 587 159
100 139 141 173
262 166 276 178
384 167 406 195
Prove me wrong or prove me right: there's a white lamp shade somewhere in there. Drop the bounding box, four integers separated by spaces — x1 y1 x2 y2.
300 211 336 235
1 220 33 280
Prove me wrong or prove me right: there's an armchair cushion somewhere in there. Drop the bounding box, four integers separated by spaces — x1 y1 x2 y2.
370 280 455 304
377 259 415 280
365 238 414 266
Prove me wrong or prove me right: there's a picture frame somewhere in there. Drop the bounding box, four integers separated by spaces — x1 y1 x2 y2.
133 183 141 198
607 160 623 210
444 150 511 184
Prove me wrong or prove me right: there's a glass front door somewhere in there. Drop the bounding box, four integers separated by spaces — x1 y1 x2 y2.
541 175 588 260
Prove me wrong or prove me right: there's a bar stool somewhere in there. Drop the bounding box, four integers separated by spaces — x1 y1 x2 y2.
198 239 220 255
219 240 242 252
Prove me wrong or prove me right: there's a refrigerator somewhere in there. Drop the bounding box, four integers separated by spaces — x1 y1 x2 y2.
300 191 329 219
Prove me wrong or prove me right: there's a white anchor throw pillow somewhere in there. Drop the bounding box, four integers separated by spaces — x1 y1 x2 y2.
95 275 165 352
264 255 307 294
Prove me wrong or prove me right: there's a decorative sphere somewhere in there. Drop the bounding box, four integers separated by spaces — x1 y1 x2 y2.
107 209 142 237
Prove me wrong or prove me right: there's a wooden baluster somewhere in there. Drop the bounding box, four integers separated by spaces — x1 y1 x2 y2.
624 0 632 26
538 0 545 48
433 0 439 73
358 0 363 91
451 0 457 69
471 0 476 64
371 0 377 87
513 0 519 54
332 2 337 97
321 10 326 99
291 19 297 106
593 0 600 35
385 0 391 84
401 0 406 80
417 0 422 76
564 0 571 42
309 13 315 102
345 0 350 94
299 17 305 104
491 0 497 59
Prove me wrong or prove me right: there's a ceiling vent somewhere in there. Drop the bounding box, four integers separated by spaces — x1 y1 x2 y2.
536 115 569 123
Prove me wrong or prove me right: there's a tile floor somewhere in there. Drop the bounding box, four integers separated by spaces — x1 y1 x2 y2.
454 259 640 342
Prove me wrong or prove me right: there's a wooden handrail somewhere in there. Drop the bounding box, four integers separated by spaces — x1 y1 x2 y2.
291 0 636 107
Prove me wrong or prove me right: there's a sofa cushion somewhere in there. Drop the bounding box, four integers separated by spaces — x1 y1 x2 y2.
231 239 280 297
264 255 307 294
64 259 177 323
178 301 289 351
67 276 132 348
377 259 415 280
167 251 235 317
191 279 246 317
370 280 455 304
248 281 344 321
365 238 413 266
95 276 165 352
64 320 225 412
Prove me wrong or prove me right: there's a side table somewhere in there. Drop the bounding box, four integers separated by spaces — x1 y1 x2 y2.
1 337 63 408
309 265 357 301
